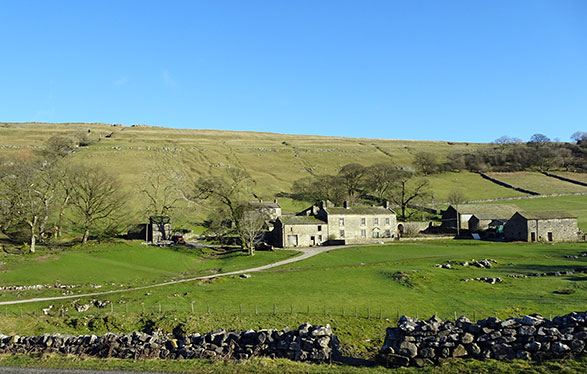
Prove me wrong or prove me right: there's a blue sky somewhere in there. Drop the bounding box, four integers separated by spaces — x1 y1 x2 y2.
1 0 585 142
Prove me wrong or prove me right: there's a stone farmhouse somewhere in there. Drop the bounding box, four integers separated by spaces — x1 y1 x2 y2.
273 201 397 248
504 211 578 242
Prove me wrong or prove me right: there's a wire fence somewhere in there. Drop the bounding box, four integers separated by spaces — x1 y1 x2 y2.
4 302 554 323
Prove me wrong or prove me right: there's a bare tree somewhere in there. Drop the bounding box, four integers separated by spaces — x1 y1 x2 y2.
141 170 181 217
291 175 346 205
0 161 56 252
337 163 367 200
68 166 126 244
384 171 430 221
187 168 254 253
364 163 399 201
240 207 269 256
413 151 438 176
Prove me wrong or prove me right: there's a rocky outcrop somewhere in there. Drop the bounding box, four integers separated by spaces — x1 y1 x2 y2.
0 323 337 362
377 312 586 367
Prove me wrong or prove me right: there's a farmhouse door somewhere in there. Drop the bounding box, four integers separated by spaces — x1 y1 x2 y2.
287 235 298 246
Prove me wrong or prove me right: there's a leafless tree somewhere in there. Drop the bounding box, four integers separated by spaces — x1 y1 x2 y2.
240 207 269 256
337 163 367 199
0 160 56 252
141 170 181 217
384 171 430 221
187 168 254 252
68 165 126 244
364 163 398 201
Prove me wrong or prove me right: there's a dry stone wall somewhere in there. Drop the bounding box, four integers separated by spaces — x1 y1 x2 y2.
0 323 337 362
377 311 586 367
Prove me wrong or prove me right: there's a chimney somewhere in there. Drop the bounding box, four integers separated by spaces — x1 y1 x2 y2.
274 199 278 204
343 201 349 209
384 200 390 209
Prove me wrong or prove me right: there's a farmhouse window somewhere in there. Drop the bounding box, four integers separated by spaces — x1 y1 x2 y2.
361 229 366 238
317 225 322 231
340 230 345 238
361 218 366 226
374 218 379 225
385 218 390 225
385 229 391 237
339 218 344 226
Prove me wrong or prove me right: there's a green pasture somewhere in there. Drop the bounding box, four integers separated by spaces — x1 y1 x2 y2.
486 171 587 194
0 242 299 301
3 241 586 320
426 172 525 201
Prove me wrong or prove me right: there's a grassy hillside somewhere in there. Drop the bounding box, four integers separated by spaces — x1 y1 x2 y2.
1 122 585 227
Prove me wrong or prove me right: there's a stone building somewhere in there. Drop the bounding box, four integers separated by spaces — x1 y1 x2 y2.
274 201 397 248
440 204 518 232
248 200 282 221
503 211 578 242
273 215 327 247
148 216 172 242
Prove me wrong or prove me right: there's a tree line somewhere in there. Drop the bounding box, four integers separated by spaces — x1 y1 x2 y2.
291 163 432 221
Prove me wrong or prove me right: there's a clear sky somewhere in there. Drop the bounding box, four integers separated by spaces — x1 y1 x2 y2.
1 0 585 142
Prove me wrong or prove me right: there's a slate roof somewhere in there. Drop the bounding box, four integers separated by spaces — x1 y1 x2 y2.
325 206 394 215
455 204 518 220
517 211 577 220
278 216 326 225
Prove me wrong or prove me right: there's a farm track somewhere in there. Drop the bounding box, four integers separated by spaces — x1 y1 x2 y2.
0 245 346 306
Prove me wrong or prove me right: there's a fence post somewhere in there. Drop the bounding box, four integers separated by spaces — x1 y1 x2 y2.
291 304 293 314
240 304 242 314
454 311 457 321
20 308 23 318
255 305 258 315
111 304 114 313
158 303 161 313
207 304 210 314
141 303 145 313
379 310 382 320
323 305 326 316
191 301 194 313
125 303 128 313
307 305 310 314
368 308 370 320
342 306 344 317
355 307 357 318
473 311 476 321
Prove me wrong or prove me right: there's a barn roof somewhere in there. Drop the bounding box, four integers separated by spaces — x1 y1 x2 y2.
455 204 518 220
517 211 577 220
278 216 326 225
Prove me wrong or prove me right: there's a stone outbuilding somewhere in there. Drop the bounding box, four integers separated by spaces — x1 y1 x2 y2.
273 216 327 247
503 211 578 242
248 200 282 221
441 204 518 232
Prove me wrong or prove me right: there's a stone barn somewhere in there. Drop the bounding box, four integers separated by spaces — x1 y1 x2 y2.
273 216 327 248
441 204 518 232
504 211 578 242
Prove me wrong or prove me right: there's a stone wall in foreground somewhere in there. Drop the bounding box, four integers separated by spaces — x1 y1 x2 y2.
377 312 586 367
0 323 338 362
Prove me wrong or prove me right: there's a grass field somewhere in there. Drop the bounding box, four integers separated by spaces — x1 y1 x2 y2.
1 239 586 371
3 241 586 321
0 242 299 301
486 171 587 195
